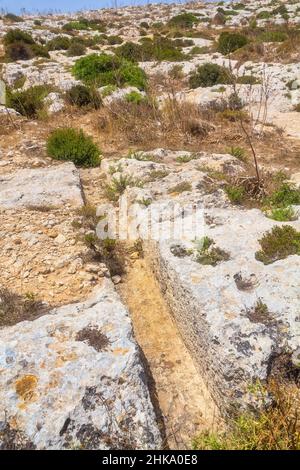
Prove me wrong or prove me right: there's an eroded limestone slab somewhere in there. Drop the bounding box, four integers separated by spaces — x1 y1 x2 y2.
0 280 161 449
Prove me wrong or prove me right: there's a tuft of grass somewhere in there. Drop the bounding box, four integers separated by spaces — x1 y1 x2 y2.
47 128 101 167
7 85 50 118
105 175 143 201
267 206 297 222
72 53 147 90
255 225 300 265
189 62 232 88
196 236 230 266
225 185 245 204
193 381 300 450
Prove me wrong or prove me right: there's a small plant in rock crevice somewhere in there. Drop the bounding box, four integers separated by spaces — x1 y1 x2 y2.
255 225 300 265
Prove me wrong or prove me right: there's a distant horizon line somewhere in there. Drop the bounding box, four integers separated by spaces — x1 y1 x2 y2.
0 0 223 15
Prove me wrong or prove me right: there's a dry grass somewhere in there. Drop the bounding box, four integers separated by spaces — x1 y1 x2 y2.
0 288 49 327
93 93 214 148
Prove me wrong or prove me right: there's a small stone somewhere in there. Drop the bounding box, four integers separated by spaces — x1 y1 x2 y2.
112 275 121 285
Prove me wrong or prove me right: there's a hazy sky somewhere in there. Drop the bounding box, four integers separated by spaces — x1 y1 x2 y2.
0 0 183 14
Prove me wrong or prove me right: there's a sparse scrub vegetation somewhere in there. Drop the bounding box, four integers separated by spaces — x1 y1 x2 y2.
255 225 300 264
72 53 147 90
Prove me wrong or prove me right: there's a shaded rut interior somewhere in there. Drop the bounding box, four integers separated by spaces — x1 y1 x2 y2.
118 258 221 450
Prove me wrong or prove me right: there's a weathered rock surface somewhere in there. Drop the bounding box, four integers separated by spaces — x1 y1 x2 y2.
145 207 300 416
0 280 162 450
0 163 84 209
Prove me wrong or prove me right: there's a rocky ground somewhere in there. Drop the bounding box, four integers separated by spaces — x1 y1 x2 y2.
0 0 299 450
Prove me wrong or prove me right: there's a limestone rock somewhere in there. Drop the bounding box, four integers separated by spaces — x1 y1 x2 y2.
0 163 84 209
0 280 161 450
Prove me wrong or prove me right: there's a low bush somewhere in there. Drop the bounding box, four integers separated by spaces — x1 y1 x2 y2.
105 175 143 201
4 29 49 60
255 225 300 264
225 185 245 204
193 382 300 449
168 13 199 29
189 63 232 88
125 90 146 104
106 35 123 45
236 75 259 85
218 32 248 54
72 53 147 90
4 13 23 22
4 29 34 45
65 84 102 109
7 85 50 118
47 128 101 167
67 41 86 57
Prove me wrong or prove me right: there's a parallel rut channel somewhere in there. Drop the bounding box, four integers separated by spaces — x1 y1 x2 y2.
118 258 221 450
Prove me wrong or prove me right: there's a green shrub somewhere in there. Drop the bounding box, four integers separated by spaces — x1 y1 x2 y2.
168 13 199 29
72 53 147 90
7 85 50 118
100 84 117 97
256 11 272 20
255 225 300 264
258 31 288 43
47 36 71 51
125 91 145 104
65 84 102 109
218 32 248 54
225 185 245 204
47 128 101 167
116 37 185 62
189 63 232 88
